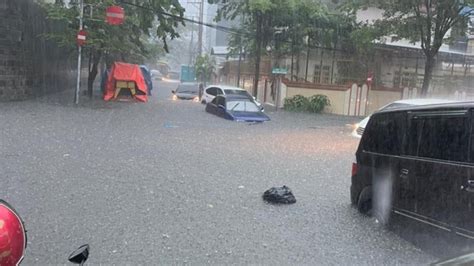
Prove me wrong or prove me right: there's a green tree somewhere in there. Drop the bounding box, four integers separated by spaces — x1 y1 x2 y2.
209 0 278 96
41 0 184 96
212 0 356 87
194 54 215 84
348 0 474 95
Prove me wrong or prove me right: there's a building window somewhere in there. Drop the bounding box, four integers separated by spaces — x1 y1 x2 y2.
321 66 330 84
313 65 320 83
313 65 330 84
394 71 416 88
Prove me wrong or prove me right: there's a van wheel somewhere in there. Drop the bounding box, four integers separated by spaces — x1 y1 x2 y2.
357 186 372 215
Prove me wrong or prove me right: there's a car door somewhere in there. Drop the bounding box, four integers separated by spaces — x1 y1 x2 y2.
206 97 218 115
406 109 471 234
358 112 403 221
215 96 226 118
456 110 474 237
205 87 217 103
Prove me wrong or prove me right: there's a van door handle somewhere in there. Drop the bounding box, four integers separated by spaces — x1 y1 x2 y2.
400 169 409 178
462 180 474 193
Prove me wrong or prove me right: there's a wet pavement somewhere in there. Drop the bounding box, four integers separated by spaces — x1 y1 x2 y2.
0 81 462 264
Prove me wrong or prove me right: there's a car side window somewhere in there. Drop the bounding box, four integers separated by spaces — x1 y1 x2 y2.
207 87 217 96
362 112 405 155
216 88 223 95
216 97 225 107
407 112 469 162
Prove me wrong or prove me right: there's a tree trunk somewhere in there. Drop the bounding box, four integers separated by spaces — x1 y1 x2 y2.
290 39 294 81
305 38 310 82
87 50 102 98
421 55 435 96
296 51 300 80
252 13 262 97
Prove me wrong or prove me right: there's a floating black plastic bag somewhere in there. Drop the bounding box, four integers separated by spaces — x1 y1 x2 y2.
262 186 296 204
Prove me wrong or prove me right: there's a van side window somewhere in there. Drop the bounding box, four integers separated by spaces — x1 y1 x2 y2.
407 115 469 162
362 112 404 155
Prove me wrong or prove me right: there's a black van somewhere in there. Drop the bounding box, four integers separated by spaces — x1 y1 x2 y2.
351 102 474 239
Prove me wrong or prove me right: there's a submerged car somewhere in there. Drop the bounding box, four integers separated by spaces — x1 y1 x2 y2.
351 98 457 138
172 82 200 102
205 95 270 122
201 85 264 111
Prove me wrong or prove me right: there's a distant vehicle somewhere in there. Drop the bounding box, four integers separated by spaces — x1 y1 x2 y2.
150 69 163 80
140 65 153 96
351 98 457 138
201 85 263 111
351 101 474 238
172 82 200 102
205 95 270 122
163 71 180 83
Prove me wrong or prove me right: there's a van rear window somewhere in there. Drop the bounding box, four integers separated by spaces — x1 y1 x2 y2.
362 112 405 155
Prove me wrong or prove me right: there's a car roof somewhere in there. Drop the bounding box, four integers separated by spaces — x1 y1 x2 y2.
206 85 245 91
390 98 458 106
377 101 474 114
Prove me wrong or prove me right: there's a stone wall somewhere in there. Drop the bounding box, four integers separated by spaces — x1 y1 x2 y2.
0 0 75 101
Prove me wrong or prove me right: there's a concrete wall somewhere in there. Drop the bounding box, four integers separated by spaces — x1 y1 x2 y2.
285 86 348 115
0 0 75 101
284 82 405 116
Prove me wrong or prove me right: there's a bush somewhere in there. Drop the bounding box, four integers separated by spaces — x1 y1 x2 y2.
284 95 309 112
284 94 330 113
307 95 330 113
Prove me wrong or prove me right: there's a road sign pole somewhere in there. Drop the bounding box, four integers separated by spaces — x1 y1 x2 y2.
276 75 281 111
74 0 84 105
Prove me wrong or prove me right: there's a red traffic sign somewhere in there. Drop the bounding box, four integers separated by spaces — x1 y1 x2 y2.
106 6 125 25
366 72 374 85
76 29 87 46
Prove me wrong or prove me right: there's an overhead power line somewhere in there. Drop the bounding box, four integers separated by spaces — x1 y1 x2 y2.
119 1 474 59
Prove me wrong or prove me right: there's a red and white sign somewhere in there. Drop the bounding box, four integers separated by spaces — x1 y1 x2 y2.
76 29 87 46
106 6 125 25
366 72 374 85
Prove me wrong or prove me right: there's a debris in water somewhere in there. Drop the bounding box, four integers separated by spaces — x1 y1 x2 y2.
262 186 296 204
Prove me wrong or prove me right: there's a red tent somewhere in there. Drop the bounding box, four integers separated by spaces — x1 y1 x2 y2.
104 62 148 102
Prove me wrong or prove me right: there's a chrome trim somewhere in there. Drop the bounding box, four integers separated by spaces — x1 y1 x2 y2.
362 151 474 168
393 209 451 232
393 208 474 239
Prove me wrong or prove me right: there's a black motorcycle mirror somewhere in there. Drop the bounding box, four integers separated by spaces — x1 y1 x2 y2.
68 244 89 265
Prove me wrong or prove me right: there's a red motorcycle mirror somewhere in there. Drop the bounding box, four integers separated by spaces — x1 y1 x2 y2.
0 200 26 266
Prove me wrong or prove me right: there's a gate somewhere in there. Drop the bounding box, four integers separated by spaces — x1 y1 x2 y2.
346 83 369 116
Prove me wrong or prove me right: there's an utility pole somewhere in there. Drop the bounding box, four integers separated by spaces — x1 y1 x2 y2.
74 0 84 105
198 0 204 56
188 16 195 66
237 45 242 87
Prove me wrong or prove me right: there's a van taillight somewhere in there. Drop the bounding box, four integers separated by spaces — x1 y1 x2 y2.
352 163 358 176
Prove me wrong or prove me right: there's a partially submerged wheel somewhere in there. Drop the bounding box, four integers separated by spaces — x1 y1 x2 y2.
357 186 372 215
357 186 391 226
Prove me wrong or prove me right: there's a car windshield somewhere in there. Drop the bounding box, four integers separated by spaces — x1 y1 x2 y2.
177 84 198 93
226 100 260 112
5 0 474 264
